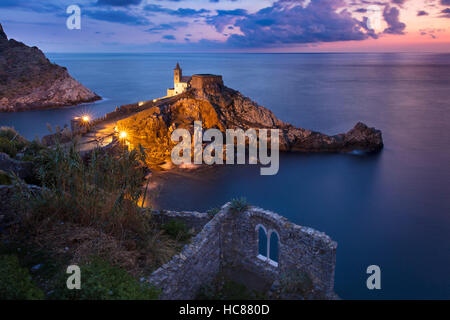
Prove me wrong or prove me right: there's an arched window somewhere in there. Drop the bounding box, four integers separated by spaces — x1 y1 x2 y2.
269 231 279 266
257 225 268 259
256 225 280 267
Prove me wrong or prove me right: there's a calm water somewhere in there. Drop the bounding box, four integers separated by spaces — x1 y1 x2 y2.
1 53 449 299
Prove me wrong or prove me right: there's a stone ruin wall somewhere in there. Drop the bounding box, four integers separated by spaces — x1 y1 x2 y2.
190 75 224 90
151 210 210 234
148 209 226 299
220 206 337 299
148 203 337 300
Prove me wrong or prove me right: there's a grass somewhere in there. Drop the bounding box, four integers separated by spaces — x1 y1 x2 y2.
2 132 180 299
278 268 314 298
0 254 45 300
207 207 220 218
0 241 69 296
14 141 149 238
197 273 266 300
229 197 249 214
0 170 12 185
0 126 29 158
0 126 45 161
50 257 160 300
162 220 191 242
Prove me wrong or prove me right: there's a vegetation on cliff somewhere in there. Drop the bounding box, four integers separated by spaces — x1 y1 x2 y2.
0 254 45 300
0 130 194 299
0 126 44 160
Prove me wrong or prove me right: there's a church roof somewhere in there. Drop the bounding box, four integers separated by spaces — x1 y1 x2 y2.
180 76 191 83
175 62 181 70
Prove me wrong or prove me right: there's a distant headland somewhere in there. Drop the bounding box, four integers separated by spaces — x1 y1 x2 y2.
0 23 100 112
113 63 384 166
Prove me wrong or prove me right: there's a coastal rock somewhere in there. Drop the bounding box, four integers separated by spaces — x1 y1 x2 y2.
283 122 383 152
0 23 100 112
117 73 383 164
0 24 7 41
192 81 383 152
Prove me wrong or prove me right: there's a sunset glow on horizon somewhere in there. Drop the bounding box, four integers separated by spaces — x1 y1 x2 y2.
0 0 449 52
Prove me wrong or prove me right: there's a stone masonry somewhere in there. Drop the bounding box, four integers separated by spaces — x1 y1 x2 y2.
148 202 337 299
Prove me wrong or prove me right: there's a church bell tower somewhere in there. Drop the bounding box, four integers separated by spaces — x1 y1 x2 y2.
174 63 182 84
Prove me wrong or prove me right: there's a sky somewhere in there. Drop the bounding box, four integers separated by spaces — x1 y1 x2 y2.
0 0 449 52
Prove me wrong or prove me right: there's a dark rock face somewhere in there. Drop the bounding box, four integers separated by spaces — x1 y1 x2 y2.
0 24 7 41
282 122 383 153
117 74 383 163
0 23 100 112
189 83 384 153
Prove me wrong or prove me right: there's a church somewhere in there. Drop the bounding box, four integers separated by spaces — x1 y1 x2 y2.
167 63 191 97
166 63 224 97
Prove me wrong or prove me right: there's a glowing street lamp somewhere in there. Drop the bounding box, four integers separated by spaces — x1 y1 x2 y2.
119 131 127 139
82 115 90 122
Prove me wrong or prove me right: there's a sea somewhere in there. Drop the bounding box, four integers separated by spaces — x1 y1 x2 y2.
1 53 449 299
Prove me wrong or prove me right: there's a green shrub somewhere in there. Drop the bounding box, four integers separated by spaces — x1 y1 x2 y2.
14 142 148 239
162 220 190 241
0 170 12 185
0 126 28 157
229 197 249 214
0 136 17 158
197 274 266 300
207 207 220 218
51 258 160 300
0 126 23 141
279 269 313 297
22 140 46 162
0 254 44 300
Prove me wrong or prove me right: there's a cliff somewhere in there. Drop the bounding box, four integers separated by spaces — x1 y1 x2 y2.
116 78 383 164
0 23 100 112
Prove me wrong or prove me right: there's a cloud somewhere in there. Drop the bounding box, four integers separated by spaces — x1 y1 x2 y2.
207 9 248 32
163 34 176 40
391 0 407 5
0 0 61 13
96 0 142 6
383 6 406 34
419 28 445 39
146 21 189 33
417 10 428 16
440 0 450 5
211 0 371 48
440 8 450 18
143 4 210 17
85 9 149 25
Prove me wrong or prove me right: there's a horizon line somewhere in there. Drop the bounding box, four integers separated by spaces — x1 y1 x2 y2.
44 51 450 54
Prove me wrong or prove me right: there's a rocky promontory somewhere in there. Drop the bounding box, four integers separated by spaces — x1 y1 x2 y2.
0 23 100 112
116 76 383 164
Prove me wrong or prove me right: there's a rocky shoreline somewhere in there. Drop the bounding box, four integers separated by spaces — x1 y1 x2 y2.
0 23 100 112
116 76 383 165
